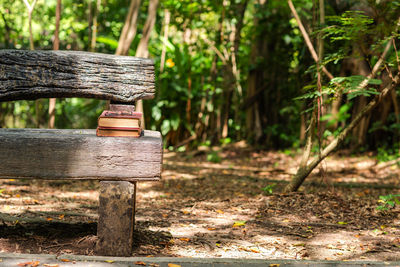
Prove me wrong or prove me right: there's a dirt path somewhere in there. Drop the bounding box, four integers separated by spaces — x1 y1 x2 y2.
0 146 399 260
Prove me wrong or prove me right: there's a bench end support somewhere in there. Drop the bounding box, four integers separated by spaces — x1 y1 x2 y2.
96 181 136 256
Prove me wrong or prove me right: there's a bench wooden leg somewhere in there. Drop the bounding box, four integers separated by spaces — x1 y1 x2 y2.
96 181 136 256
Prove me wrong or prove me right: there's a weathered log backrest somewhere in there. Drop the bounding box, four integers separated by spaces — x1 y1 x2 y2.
0 50 155 102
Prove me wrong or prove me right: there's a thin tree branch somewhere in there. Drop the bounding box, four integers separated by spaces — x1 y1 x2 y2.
203 37 228 64
299 113 315 168
393 38 400 72
288 0 334 80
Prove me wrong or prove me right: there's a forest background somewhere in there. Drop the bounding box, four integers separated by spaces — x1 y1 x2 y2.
0 0 399 171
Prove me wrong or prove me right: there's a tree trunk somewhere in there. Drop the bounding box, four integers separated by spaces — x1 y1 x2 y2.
221 0 249 139
207 1 224 143
88 0 93 47
23 0 38 50
135 0 159 58
159 9 171 73
246 0 266 142
134 0 159 129
49 0 61 129
23 0 39 127
115 0 142 56
90 0 101 52
349 56 371 148
1 12 12 48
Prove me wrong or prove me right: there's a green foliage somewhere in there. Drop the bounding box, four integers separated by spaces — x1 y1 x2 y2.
295 75 381 102
220 138 232 145
376 145 400 163
262 183 276 195
321 11 374 42
377 194 400 211
321 103 352 128
207 151 221 163
330 76 381 100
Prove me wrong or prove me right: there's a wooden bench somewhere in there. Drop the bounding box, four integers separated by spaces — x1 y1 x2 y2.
0 50 162 256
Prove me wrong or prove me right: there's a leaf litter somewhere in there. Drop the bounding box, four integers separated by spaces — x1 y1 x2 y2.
0 147 399 261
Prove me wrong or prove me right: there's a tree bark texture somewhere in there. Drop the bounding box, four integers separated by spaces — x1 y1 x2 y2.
0 50 155 102
159 9 171 73
1 12 12 48
23 0 38 51
245 0 266 142
349 55 371 148
49 0 62 129
134 0 160 128
135 0 159 58
0 129 162 181
116 0 142 56
90 0 101 52
221 0 249 139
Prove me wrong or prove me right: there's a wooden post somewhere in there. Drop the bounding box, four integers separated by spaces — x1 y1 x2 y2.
97 103 137 256
96 181 137 256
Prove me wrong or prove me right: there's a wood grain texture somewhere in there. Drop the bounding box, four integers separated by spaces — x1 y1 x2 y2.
0 129 162 181
97 181 136 256
0 50 155 102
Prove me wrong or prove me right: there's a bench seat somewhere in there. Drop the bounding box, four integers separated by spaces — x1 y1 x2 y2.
0 128 162 181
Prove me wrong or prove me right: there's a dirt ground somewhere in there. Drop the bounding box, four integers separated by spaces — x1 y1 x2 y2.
0 143 400 261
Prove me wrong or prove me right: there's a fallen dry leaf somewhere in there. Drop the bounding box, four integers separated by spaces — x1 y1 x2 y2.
233 221 246 227
17 261 40 267
105 260 114 263
207 227 216 231
216 209 224 214
43 264 59 267
269 264 280 267
59 259 70 262
179 238 190 242
58 214 65 220
168 264 181 267
135 261 147 266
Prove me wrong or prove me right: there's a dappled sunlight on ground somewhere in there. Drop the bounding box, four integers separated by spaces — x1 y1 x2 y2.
0 147 399 259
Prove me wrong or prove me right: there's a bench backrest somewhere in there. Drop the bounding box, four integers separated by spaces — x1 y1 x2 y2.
0 50 155 103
